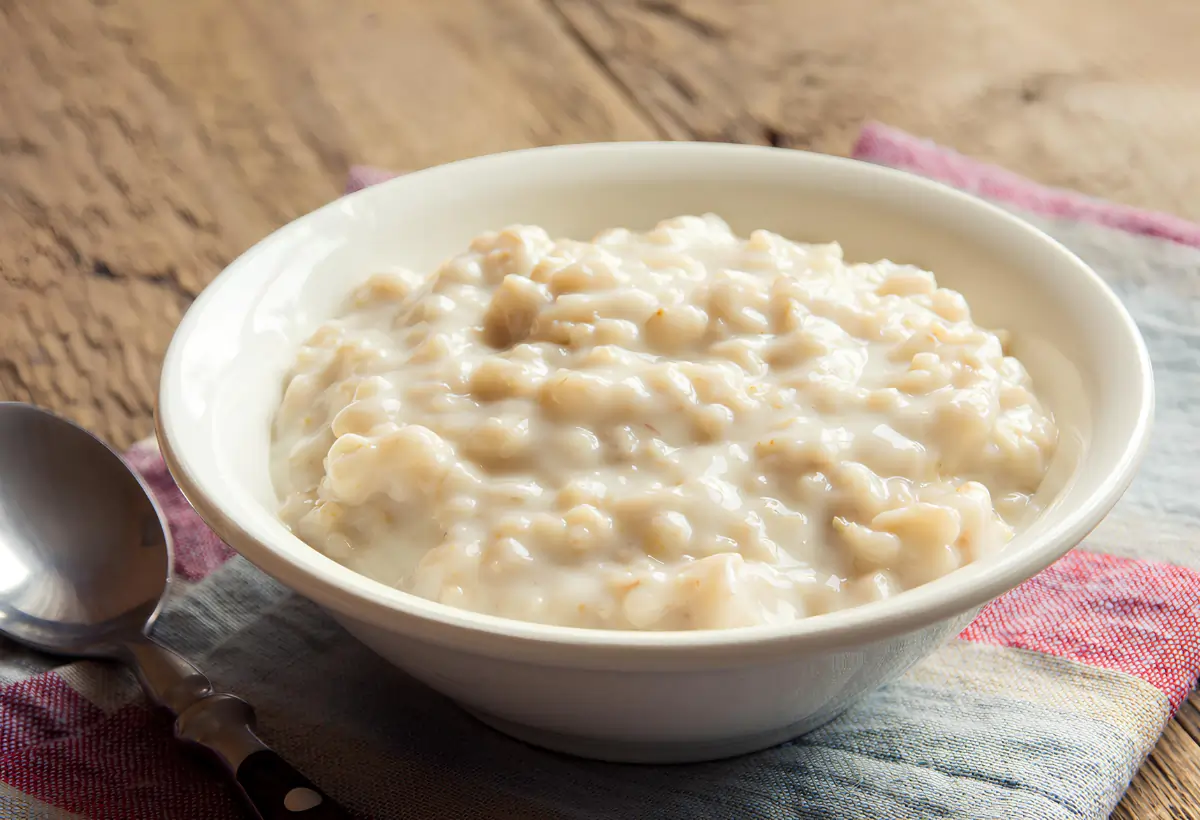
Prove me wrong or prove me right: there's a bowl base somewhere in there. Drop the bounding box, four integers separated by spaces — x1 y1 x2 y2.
461 705 845 764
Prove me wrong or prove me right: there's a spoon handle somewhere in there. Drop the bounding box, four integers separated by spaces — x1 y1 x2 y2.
125 640 354 819
176 692 354 820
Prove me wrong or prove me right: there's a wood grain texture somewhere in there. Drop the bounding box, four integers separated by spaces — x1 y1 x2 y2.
0 0 655 447
552 0 1200 219
1117 699 1200 820
0 1 1197 816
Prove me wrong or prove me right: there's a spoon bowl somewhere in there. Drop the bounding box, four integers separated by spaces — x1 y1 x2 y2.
0 403 349 819
0 402 170 656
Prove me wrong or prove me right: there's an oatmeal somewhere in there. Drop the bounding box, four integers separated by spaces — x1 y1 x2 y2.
271 215 1057 630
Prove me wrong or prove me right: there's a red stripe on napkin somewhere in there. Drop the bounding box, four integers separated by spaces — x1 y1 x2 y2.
0 696 243 819
961 551 1200 711
0 676 103 757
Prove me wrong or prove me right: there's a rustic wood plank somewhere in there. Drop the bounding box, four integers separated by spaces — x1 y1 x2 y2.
552 0 1200 220
1115 702 1200 820
0 0 656 448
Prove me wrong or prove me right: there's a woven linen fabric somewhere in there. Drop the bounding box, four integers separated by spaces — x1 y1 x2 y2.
2 125 1198 819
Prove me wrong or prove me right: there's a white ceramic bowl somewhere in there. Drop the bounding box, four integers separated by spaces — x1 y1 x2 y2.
157 142 1153 763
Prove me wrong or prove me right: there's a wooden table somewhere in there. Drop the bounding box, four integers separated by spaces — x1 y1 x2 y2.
2 1 1197 815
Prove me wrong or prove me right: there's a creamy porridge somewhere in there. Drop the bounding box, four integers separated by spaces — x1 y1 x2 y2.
271 215 1058 630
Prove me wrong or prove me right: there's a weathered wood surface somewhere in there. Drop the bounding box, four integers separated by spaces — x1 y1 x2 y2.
1 1 1197 815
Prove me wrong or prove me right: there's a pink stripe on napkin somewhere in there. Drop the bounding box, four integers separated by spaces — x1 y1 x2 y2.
126 442 234 581
0 676 102 757
852 121 1200 248
0 700 243 818
345 165 400 194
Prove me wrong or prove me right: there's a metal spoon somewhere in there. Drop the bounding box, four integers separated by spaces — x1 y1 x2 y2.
0 402 351 819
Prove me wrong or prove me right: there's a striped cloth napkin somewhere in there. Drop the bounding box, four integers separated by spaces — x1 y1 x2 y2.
3 124 1199 820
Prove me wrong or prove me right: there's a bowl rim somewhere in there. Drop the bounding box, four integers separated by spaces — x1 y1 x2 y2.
157 141 1155 660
